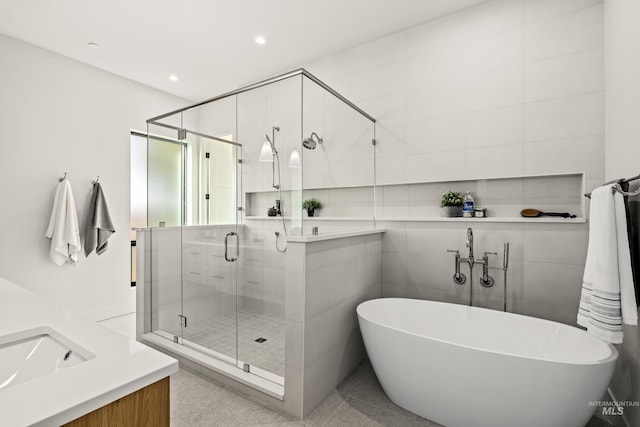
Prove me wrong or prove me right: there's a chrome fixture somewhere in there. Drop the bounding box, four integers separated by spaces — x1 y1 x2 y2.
224 231 238 262
479 251 498 288
258 126 288 252
447 228 511 308
259 126 281 190
446 250 467 285
147 68 376 125
466 227 474 269
502 242 510 312
584 172 640 198
483 243 510 311
303 132 323 150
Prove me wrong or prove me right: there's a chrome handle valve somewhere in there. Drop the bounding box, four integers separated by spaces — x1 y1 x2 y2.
453 272 467 285
479 251 497 288
479 275 495 288
447 249 466 285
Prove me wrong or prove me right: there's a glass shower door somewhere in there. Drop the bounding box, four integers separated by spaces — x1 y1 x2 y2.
180 132 240 366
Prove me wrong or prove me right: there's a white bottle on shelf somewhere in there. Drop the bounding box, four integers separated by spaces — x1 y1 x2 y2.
462 191 475 218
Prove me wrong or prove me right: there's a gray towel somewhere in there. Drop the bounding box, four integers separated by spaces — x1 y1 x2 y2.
84 182 115 257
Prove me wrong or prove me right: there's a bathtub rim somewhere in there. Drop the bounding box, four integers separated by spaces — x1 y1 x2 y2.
357 297 618 366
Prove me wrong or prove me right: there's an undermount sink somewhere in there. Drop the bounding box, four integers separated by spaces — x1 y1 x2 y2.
0 327 95 390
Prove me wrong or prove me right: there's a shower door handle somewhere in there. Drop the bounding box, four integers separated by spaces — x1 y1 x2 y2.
224 231 238 262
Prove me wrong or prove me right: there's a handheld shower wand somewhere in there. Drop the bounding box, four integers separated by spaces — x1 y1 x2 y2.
262 126 288 253
264 126 280 189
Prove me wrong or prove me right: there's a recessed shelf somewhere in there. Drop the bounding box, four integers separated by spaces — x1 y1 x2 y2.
245 216 586 223
374 217 587 224
244 216 373 221
244 172 586 224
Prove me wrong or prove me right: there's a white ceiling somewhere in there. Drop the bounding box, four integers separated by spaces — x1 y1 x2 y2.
0 0 487 101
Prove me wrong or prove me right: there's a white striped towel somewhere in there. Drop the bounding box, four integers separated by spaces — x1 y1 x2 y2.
578 184 638 344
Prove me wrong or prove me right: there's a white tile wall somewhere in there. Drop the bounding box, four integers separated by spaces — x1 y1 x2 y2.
303 0 603 327
523 134 604 177
524 48 604 103
305 0 604 188
523 3 603 62
301 233 382 415
524 91 604 142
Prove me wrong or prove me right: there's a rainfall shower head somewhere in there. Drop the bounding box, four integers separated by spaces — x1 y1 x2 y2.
303 132 323 150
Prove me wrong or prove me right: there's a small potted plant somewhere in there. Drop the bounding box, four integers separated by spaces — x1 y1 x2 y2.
440 191 463 217
303 198 322 217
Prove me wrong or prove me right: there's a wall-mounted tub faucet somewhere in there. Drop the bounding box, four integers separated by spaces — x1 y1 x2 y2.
447 231 511 310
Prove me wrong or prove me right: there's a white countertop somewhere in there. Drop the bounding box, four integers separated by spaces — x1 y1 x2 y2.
0 277 178 426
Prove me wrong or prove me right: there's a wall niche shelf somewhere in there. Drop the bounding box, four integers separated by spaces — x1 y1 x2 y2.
374 216 586 224
244 216 585 224
244 172 587 225
244 216 373 221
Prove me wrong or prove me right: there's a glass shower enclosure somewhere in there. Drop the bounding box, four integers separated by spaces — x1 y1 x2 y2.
136 69 376 396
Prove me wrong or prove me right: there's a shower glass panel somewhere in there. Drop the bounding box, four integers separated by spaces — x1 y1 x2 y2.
147 136 183 228
235 76 301 381
145 124 186 344
142 69 376 392
301 75 376 232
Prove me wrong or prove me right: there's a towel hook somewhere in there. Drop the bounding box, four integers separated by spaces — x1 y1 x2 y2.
93 176 100 185
59 172 67 182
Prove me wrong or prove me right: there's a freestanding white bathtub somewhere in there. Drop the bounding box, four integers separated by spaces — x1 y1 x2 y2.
357 298 618 427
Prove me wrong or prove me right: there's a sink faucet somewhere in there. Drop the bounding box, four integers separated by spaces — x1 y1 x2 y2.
466 227 474 269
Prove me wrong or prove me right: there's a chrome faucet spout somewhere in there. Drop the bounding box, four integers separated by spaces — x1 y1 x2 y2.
466 227 474 268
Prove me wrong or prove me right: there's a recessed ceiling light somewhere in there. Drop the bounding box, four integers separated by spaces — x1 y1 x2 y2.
88 42 99 49
255 36 266 45
168 74 179 82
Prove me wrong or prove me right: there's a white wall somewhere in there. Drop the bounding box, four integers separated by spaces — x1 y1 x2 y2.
295 0 603 326
305 0 605 188
604 0 640 425
0 34 188 320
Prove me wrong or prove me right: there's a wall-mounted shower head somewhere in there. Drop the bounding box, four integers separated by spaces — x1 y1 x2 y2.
303 132 323 150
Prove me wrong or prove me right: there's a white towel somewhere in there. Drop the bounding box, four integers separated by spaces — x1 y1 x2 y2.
578 185 638 344
45 180 82 265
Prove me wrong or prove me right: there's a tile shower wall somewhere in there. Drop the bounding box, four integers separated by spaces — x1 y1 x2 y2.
299 0 604 327
285 232 383 417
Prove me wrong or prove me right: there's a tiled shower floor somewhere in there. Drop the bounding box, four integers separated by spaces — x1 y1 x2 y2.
182 309 285 377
